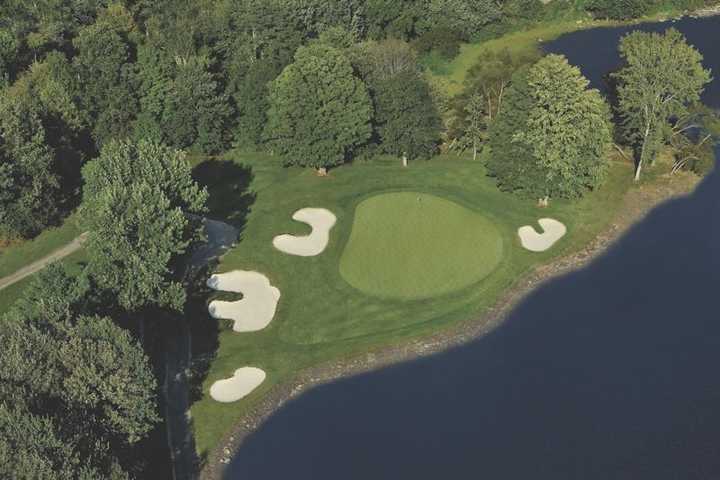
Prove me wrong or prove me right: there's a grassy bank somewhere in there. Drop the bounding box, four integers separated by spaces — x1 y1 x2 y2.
189 151 633 457
424 6 704 97
0 214 81 279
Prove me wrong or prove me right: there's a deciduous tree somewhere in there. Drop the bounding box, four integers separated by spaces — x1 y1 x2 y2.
613 29 711 181
488 55 612 203
81 140 207 311
265 43 372 173
372 71 442 162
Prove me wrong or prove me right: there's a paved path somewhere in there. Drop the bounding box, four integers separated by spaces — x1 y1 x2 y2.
0 232 88 291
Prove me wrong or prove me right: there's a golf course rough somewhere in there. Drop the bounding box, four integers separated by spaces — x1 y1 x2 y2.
339 192 504 299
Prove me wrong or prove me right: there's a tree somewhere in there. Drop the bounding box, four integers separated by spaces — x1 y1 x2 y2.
73 5 139 146
465 92 485 160
134 42 232 154
450 48 538 157
0 91 61 238
488 55 612 204
81 140 208 311
416 0 502 41
613 29 711 181
0 29 18 88
373 71 442 162
9 52 89 205
0 404 101 480
364 0 422 40
164 56 232 154
586 0 653 20
0 264 159 478
265 43 372 173
464 48 538 127
487 68 545 198
350 38 418 82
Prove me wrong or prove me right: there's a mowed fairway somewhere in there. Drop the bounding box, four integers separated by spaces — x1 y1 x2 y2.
188 152 633 457
340 192 503 299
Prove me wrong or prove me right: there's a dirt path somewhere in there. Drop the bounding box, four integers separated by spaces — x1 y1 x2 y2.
0 233 88 291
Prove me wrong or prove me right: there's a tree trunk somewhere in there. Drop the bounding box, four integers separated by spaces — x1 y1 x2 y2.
537 196 549 208
473 143 477 161
634 160 643 182
402 153 408 167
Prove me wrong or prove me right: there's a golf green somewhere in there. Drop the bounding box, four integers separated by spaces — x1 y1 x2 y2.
339 192 504 299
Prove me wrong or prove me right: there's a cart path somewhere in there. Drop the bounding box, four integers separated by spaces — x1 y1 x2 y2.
0 232 88 291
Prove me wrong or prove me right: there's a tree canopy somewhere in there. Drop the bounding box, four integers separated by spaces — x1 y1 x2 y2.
265 43 373 171
0 264 159 479
81 140 207 311
613 28 711 180
488 55 612 202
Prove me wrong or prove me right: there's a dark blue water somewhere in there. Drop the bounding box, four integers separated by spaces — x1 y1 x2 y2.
544 15 720 107
224 17 720 480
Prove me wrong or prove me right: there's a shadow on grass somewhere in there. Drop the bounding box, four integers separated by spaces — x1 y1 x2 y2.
192 160 256 233
224 159 720 479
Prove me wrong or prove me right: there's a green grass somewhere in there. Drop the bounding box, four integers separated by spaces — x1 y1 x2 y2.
339 192 503 299
0 215 81 279
0 249 87 317
425 6 694 98
189 152 633 457
425 21 603 97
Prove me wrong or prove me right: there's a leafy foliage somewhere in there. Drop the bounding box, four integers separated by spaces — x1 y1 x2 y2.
0 264 159 479
81 140 207 311
488 55 612 200
265 43 372 170
0 92 61 238
72 5 139 146
586 0 654 20
613 29 711 180
372 71 443 160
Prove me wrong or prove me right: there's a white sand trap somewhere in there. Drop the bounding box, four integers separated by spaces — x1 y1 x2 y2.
210 367 266 403
518 218 567 252
273 208 337 256
207 270 281 332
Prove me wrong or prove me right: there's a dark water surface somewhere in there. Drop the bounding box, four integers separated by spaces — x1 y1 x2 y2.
543 15 720 106
224 17 720 480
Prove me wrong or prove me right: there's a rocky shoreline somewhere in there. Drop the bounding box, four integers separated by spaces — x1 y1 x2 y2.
199 171 699 480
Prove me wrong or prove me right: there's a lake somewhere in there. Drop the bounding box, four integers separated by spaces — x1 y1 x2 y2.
223 16 720 480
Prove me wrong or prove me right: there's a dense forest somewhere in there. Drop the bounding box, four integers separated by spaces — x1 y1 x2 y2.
0 0 717 478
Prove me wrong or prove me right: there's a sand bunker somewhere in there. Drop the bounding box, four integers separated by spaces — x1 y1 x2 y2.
273 208 337 256
518 218 567 252
210 367 266 403
207 270 281 332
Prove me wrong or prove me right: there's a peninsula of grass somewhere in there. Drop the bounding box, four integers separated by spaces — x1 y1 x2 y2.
339 192 503 299
188 151 633 457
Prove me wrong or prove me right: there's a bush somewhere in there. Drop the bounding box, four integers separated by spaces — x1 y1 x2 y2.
585 0 655 19
413 27 464 59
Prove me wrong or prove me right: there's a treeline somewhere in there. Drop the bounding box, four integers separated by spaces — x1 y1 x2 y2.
586 0 718 20
0 0 561 240
0 139 209 478
456 28 713 204
2 0 715 239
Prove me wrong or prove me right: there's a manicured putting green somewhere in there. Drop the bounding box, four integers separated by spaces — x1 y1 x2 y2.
339 192 504 299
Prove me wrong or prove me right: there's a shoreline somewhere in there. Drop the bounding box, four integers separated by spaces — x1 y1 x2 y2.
199 169 700 480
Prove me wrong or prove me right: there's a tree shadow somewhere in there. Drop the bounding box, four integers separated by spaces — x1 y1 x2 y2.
192 160 256 233
185 261 223 405
224 157 720 479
